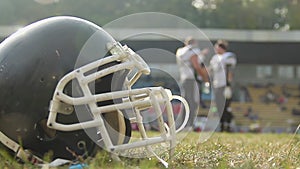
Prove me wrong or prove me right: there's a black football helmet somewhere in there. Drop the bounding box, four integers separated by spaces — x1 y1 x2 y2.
0 16 189 166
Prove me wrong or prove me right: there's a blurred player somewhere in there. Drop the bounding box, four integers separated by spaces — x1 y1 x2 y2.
209 40 237 132
195 48 210 108
176 37 209 128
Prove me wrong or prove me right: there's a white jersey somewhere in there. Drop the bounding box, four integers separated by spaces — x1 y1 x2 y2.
210 52 237 88
176 45 201 82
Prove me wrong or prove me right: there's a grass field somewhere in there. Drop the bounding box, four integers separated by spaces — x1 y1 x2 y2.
0 131 299 169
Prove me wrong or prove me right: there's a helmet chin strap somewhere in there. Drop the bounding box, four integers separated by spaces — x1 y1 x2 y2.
0 131 84 167
0 131 46 165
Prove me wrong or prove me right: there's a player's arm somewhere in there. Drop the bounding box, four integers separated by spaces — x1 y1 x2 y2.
225 56 237 86
190 54 208 82
226 66 234 86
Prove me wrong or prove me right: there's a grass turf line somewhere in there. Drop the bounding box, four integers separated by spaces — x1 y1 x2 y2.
0 132 299 169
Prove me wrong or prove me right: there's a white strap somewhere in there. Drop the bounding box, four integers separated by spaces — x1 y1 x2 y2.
0 131 45 164
0 131 20 152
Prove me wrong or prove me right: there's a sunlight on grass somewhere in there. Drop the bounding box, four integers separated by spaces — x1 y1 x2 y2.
0 131 299 169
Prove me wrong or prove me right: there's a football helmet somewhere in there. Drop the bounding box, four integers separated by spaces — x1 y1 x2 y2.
0 16 189 166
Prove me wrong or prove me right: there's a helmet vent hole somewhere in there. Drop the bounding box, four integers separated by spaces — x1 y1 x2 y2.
40 77 45 83
77 141 86 150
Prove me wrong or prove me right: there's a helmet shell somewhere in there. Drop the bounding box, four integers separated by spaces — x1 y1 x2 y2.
0 16 119 160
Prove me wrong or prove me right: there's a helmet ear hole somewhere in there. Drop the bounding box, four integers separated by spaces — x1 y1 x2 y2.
77 141 86 150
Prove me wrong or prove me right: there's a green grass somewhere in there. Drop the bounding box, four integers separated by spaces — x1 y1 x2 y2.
0 132 299 169
172 132 300 169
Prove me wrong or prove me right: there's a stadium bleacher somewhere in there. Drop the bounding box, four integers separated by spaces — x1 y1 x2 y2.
230 84 300 132
197 84 300 133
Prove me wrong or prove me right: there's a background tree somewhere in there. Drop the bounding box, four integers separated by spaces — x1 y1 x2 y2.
0 0 299 30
